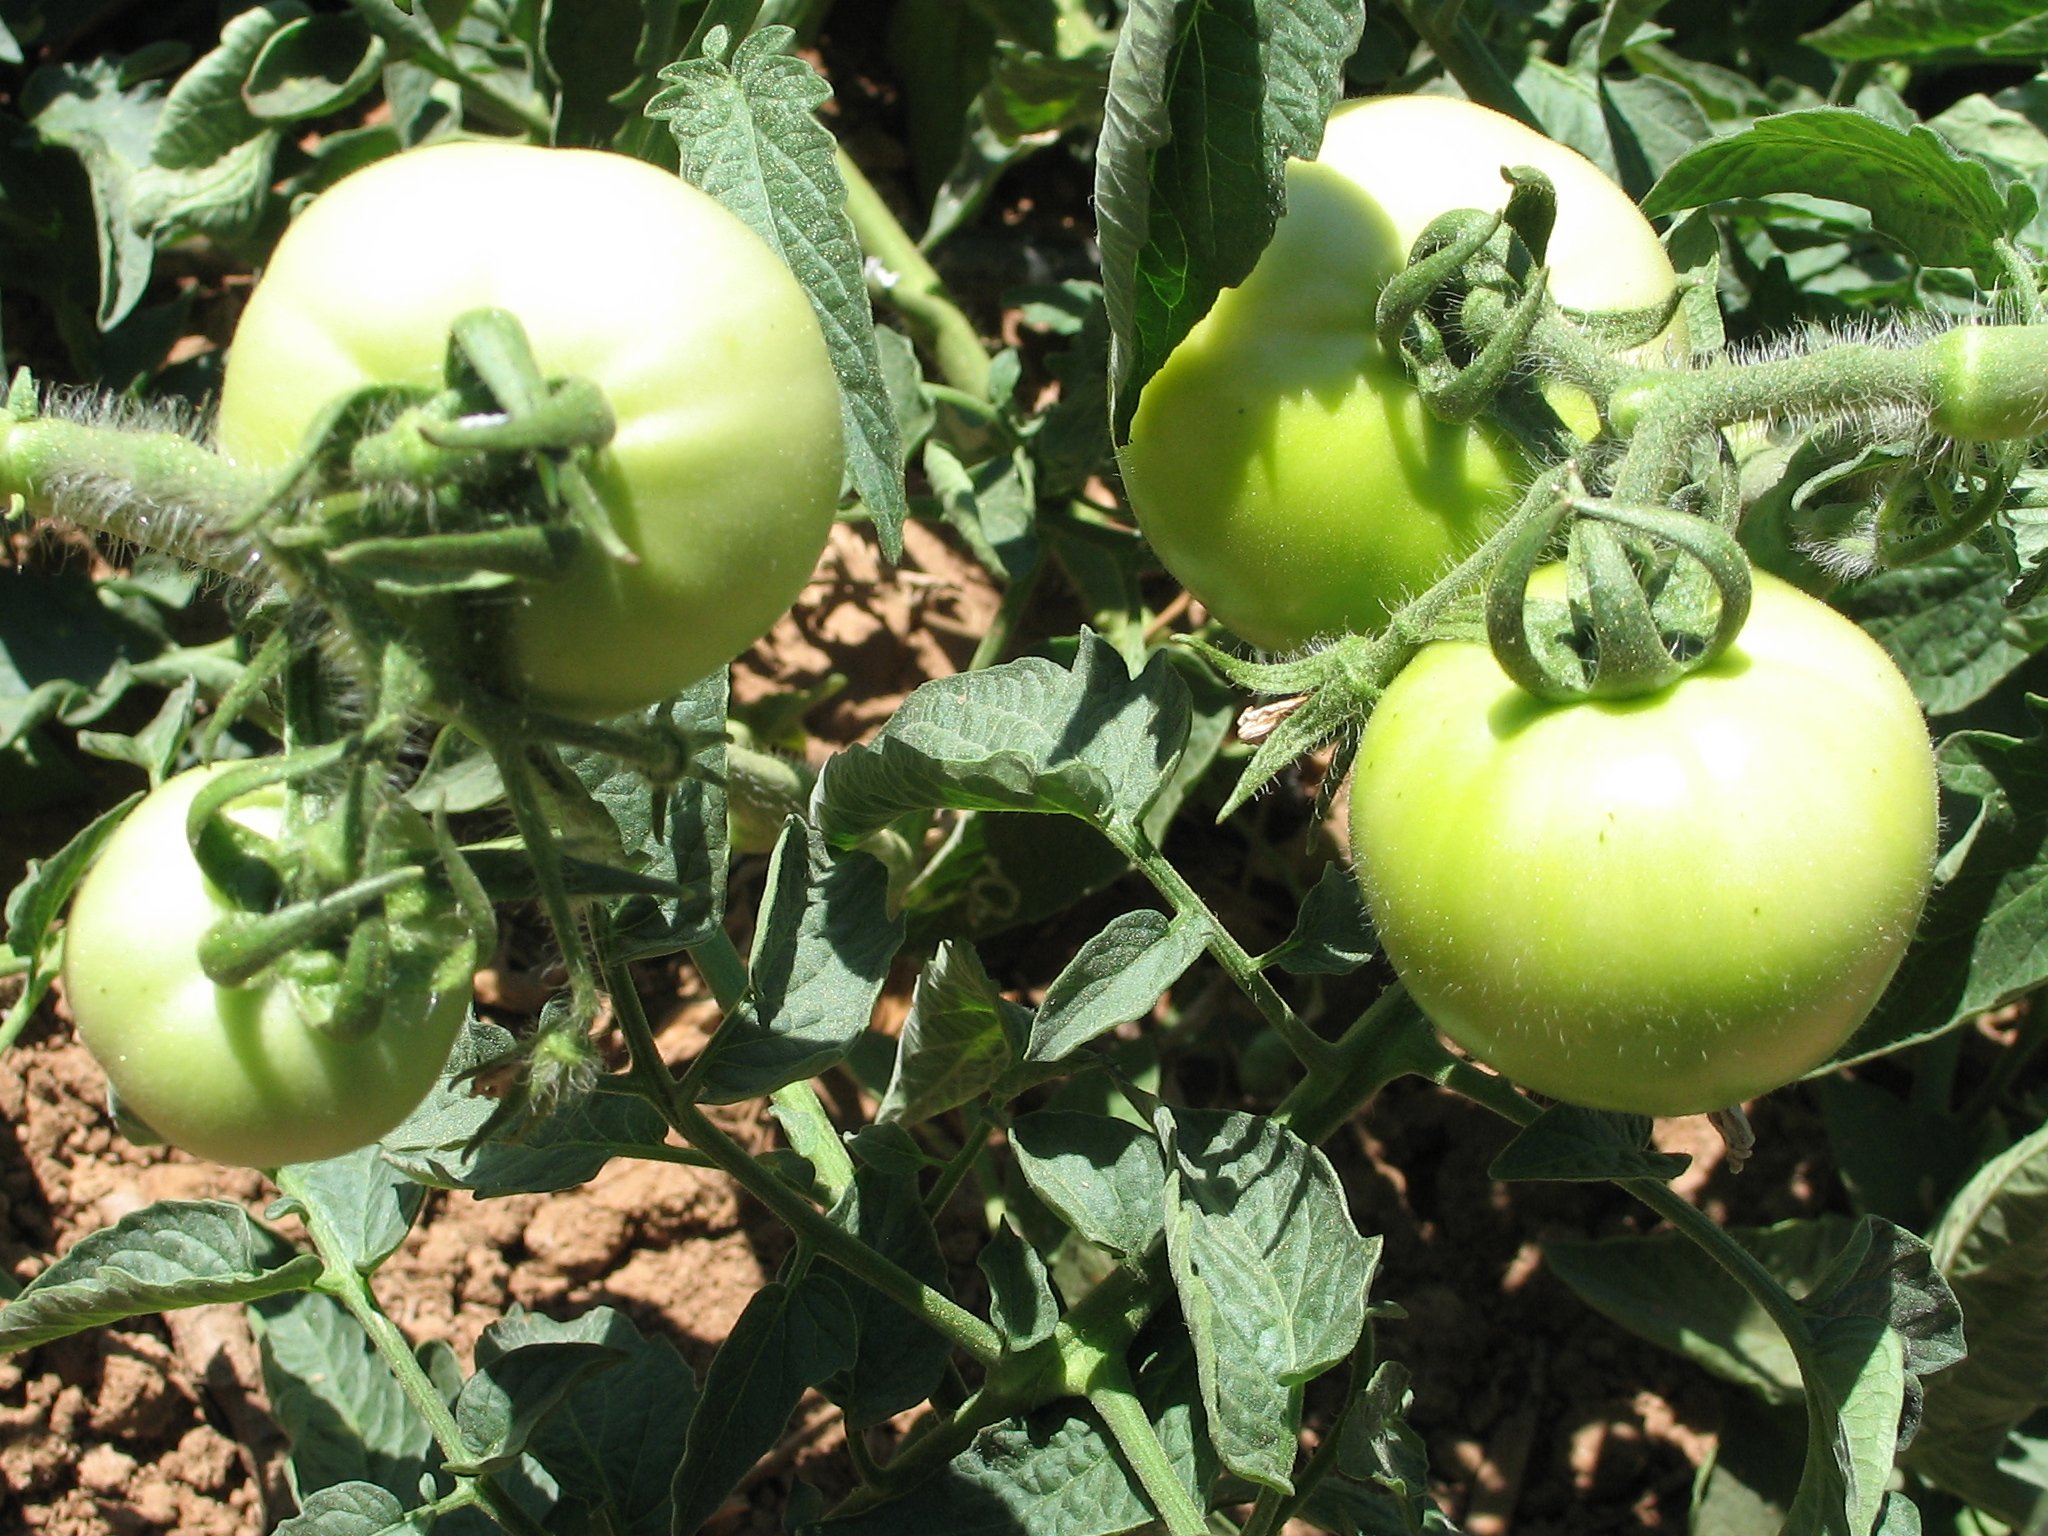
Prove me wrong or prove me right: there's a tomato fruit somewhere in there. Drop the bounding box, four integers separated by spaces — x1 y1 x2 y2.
1119 94 1681 651
216 141 845 719
62 765 474 1167
1349 573 1939 1116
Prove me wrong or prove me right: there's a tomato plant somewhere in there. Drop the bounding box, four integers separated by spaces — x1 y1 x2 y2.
1349 571 1941 1116
61 765 475 1168
215 140 846 720
1118 94 1680 651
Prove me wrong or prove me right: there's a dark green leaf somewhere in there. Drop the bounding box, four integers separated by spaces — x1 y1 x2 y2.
1845 542 2048 716
1807 0 2048 62
1837 709 2048 1064
1263 862 1375 976
1026 909 1206 1064
1489 1105 1692 1183
671 1274 857 1534
269 1148 425 1274
815 632 1192 845
1642 108 2024 277
510 1308 699 1536
693 821 904 1102
244 14 385 121
149 1 295 166
24 57 161 327
821 1165 954 1427
269 1482 410 1536
980 1221 1059 1350
251 1290 434 1499
1009 1109 1169 1258
1096 0 1367 437
1158 1106 1381 1491
0 1202 319 1352
650 25 908 558
878 940 1028 1124
448 1340 625 1475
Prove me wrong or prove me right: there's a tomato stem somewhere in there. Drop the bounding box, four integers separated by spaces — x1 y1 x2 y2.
1086 1355 1212 1536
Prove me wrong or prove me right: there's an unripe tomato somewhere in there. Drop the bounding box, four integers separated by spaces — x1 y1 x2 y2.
217 142 845 719
1349 573 1939 1116
1119 95 1680 651
62 765 474 1167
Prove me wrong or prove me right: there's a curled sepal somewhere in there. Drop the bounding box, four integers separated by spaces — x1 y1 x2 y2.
184 741 358 910
196 866 423 989
1374 208 1501 364
1426 267 1551 424
1487 498 1753 703
1500 165 1556 265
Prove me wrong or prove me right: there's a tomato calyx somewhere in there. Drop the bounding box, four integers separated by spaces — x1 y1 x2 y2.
1483 478 1754 703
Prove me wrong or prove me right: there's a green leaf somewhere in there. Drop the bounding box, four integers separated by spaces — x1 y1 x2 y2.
270 1148 425 1274
1157 1106 1381 1492
1544 1216 1865 1403
878 940 1029 1124
1010 1109 1170 1259
821 1165 955 1428
269 1482 410 1536
543 0 684 151
0 1201 320 1353
980 1221 1059 1351
1489 1104 1692 1183
251 1290 434 1499
815 632 1192 846
1789 1316 1907 1536
1837 708 2048 1064
1909 1119 2048 1521
1095 0 1367 437
244 14 386 121
693 820 905 1102
2 786 141 1052
1263 862 1376 977
1806 0 2048 62
1844 542 2048 716
1303 1361 1451 1534
562 673 729 963
927 440 1039 583
449 1339 625 1475
511 1308 699 1536
1642 108 2027 277
650 25 908 558
671 1273 858 1534
1026 909 1206 1064
150 0 297 166
797 1332 1210 1535
23 57 162 328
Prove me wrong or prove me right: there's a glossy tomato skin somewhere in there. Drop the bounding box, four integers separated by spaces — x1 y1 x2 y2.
1119 95 1680 652
216 142 844 719
1349 574 1939 1116
62 766 474 1167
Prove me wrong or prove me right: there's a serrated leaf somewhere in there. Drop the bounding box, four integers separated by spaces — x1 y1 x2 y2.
270 1148 424 1275
1789 1316 1907 1536
649 25 907 557
270 1481 410 1536
1844 541 2048 716
1836 709 2048 1065
1157 1106 1381 1491
1010 1109 1170 1258
980 1221 1059 1350
0 1201 319 1352
693 820 904 1101
821 1164 954 1428
927 440 1039 583
1642 107 2023 277
1489 1104 1692 1183
1096 0 1367 437
671 1273 857 1535
505 1308 698 1536
1264 862 1375 976
252 1290 434 1499
1026 909 1206 1064
815 632 1191 846
1807 0 2048 62
879 940 1028 1124
151 0 298 166
449 1340 625 1475
1909 1120 2048 1521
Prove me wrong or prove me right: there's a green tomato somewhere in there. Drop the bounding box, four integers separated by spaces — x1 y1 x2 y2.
1349 573 1939 1116
1119 94 1681 651
62 765 474 1167
216 141 844 719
